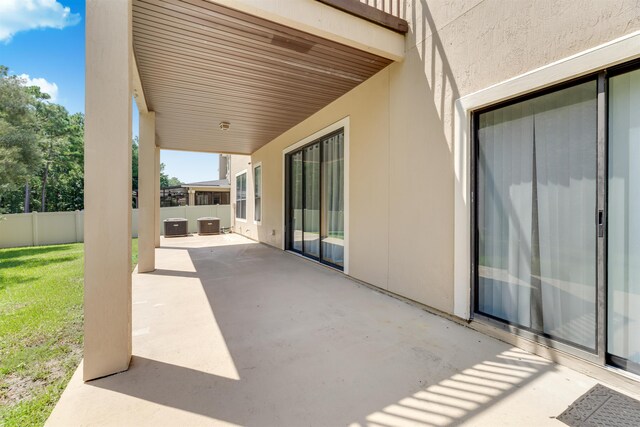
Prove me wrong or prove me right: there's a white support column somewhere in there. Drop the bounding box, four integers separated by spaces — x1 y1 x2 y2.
138 111 156 273
84 0 132 381
154 146 161 247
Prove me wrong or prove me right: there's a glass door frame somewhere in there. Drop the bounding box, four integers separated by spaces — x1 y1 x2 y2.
285 128 344 271
469 61 640 370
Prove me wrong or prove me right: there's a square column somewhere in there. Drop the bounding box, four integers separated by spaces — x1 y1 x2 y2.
84 0 132 381
154 146 161 247
138 111 156 273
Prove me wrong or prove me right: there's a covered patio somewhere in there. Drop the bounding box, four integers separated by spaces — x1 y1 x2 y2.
76 1 640 425
83 0 404 381
48 234 616 426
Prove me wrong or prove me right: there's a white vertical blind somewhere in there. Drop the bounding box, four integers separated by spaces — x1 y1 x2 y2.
322 133 345 266
303 144 320 257
608 69 640 367
291 152 303 252
478 81 597 349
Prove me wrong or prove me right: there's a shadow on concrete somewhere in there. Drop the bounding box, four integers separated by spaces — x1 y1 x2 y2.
146 269 201 279
92 237 558 426
88 2 570 423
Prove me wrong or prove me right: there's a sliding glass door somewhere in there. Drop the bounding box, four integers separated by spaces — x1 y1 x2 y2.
608 67 640 375
286 129 344 270
475 81 598 350
474 61 640 374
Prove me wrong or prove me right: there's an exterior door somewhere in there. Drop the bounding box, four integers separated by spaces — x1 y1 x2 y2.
473 62 640 375
286 129 344 270
475 80 599 352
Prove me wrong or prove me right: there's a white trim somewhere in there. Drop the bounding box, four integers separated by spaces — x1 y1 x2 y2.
453 30 640 320
253 162 263 225
281 117 350 275
234 169 248 223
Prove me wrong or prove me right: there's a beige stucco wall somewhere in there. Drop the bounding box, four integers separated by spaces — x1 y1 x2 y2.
228 155 258 240
234 0 640 315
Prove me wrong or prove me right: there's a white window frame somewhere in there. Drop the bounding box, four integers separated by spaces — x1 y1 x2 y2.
282 117 350 274
453 30 640 320
235 169 247 222
253 162 262 225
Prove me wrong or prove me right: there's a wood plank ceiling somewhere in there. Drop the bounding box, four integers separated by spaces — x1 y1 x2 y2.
132 0 393 154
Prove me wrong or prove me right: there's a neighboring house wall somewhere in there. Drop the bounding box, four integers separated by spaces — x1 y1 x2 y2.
185 186 231 206
0 205 232 248
231 1 640 315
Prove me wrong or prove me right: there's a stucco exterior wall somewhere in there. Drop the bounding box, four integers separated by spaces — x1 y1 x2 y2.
236 0 640 315
228 155 258 240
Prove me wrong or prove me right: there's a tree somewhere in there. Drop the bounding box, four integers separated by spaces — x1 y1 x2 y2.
159 164 168 189
132 136 139 192
158 162 182 189
41 112 84 212
167 177 182 187
0 66 85 214
33 100 72 211
131 141 182 209
0 66 41 212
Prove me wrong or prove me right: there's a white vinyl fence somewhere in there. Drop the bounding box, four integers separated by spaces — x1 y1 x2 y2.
0 205 232 249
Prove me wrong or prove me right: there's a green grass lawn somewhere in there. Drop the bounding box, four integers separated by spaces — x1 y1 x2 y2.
0 239 138 427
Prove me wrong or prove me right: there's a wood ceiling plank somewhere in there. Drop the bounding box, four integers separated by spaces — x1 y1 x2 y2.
135 66 341 105
133 35 365 88
134 52 352 96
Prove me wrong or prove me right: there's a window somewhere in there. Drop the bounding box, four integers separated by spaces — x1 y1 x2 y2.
235 172 246 220
195 191 212 205
195 191 231 205
219 192 230 205
254 165 262 222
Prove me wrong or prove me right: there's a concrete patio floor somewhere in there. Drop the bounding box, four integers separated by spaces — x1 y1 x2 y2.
47 234 634 426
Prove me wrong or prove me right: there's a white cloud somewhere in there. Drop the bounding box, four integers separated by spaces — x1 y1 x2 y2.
19 74 59 102
0 0 81 43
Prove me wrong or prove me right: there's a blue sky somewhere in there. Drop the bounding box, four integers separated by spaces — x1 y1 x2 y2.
0 0 219 183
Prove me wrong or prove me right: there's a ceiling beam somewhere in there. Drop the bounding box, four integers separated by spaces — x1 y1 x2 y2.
205 0 405 61
316 0 408 34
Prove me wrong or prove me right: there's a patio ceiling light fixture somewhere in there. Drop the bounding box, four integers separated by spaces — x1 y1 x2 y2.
219 121 230 131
